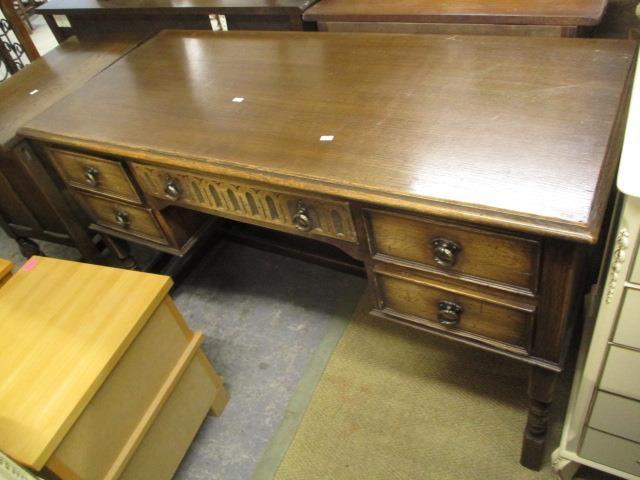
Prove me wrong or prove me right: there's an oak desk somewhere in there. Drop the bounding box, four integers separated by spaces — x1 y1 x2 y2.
303 0 608 36
20 30 637 470
37 0 318 43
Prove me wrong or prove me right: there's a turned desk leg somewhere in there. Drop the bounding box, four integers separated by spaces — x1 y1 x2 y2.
521 366 559 470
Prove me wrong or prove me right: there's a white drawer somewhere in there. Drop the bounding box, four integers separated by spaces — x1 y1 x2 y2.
580 428 640 477
614 288 640 350
600 346 640 401
631 246 640 285
589 391 640 443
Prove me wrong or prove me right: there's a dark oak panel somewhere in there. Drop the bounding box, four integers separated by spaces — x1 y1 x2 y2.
21 31 636 243
303 0 607 26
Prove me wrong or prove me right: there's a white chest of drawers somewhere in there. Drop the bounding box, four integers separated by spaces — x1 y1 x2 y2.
552 59 640 480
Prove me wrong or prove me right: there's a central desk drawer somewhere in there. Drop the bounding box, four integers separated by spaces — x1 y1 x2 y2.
75 192 169 245
374 268 534 352
130 163 358 243
49 148 141 203
365 210 540 294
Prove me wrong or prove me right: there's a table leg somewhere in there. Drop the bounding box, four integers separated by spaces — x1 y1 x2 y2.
521 366 559 470
101 235 137 270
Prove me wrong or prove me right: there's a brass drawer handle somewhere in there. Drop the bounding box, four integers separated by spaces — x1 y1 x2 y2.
437 300 463 326
84 166 100 187
432 238 461 268
114 211 130 229
164 177 181 201
293 200 312 232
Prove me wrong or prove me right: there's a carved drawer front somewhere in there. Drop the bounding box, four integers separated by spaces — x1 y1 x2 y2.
374 267 534 352
75 192 168 245
49 148 141 203
365 209 540 294
613 288 640 350
130 163 357 243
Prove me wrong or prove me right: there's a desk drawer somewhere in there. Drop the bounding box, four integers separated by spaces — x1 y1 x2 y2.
374 268 534 351
580 428 640 477
600 346 640 401
76 192 168 245
49 148 141 203
589 391 640 444
130 163 357 243
613 288 640 350
365 210 540 294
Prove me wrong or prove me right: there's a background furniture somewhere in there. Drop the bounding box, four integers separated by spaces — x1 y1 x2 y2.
0 37 137 260
552 54 640 480
303 0 608 36
37 0 319 43
0 256 228 479
18 31 635 470
0 0 40 78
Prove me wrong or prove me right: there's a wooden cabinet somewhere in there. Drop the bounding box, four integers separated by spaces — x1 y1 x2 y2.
303 0 608 36
0 256 229 480
0 38 137 261
552 58 640 480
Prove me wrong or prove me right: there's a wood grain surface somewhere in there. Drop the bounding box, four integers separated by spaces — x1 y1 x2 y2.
0 257 172 469
0 38 136 150
20 30 637 243
303 0 608 26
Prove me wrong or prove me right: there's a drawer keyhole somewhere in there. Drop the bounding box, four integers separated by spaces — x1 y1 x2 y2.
432 238 461 268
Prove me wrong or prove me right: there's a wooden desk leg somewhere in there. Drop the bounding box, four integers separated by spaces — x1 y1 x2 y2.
521 366 558 470
101 235 137 270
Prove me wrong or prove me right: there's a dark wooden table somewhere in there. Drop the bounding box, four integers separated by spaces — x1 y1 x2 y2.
0 37 137 260
20 30 637 470
303 0 609 36
37 0 318 43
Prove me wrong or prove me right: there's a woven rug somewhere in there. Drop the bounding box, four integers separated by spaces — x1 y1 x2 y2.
256 294 570 480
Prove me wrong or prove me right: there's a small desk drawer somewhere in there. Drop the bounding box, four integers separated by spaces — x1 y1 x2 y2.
580 428 640 477
600 346 640 401
365 210 540 294
613 288 640 350
631 243 640 285
49 148 141 203
374 268 534 351
76 192 169 245
589 391 640 444
130 162 358 243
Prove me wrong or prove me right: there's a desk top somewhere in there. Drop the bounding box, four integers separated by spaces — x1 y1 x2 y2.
0 257 172 469
0 38 136 151
303 0 608 26
37 0 317 15
21 31 636 243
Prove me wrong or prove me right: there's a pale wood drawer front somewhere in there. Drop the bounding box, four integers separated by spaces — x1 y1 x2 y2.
76 192 168 245
375 269 534 352
366 210 540 294
580 428 640 477
49 148 141 203
589 391 640 443
130 162 358 243
613 288 640 350
119 352 215 480
630 227 640 284
51 299 192 480
600 346 640 401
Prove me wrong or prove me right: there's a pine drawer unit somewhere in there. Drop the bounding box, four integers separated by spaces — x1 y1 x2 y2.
552 55 640 480
0 256 229 480
19 31 637 470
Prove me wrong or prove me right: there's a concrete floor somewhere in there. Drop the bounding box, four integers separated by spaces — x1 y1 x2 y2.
0 230 366 480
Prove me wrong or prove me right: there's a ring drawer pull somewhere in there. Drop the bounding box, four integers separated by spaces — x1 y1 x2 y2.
164 177 181 201
432 238 461 268
293 200 312 232
114 211 130 228
84 166 100 187
437 300 463 326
